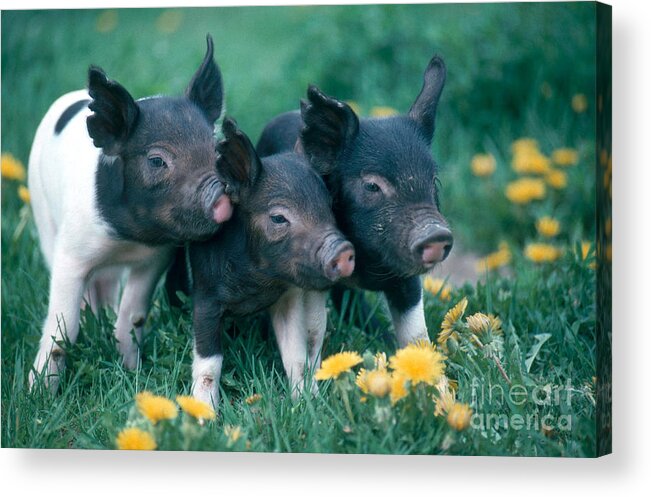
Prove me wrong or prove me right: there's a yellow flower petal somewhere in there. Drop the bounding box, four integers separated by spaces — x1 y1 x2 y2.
135 392 177 424
572 93 588 113
315 351 363 380
115 427 157 450
471 153 496 177
389 342 446 387
475 242 511 272
524 243 562 263
536 216 560 238
18 185 30 204
1 153 26 181
551 148 579 167
447 403 473 431
423 276 451 301
505 177 546 204
176 395 216 421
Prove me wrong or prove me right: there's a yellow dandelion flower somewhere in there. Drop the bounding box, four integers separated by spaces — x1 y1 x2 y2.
389 373 409 404
18 185 30 204
505 177 546 204
224 425 242 444
487 314 503 334
447 403 473 431
156 10 183 34
434 389 456 417
605 217 612 238
345 100 362 116
176 395 216 421
423 276 451 301
536 216 561 238
245 393 262 405
389 342 446 387
551 148 579 167
465 312 491 334
438 297 468 348
470 153 496 177
135 392 177 424
96 10 118 33
356 368 370 394
572 93 588 113
606 243 612 262
314 351 363 380
525 243 562 263
545 169 568 189
475 242 511 272
512 149 551 175
1 153 26 181
115 427 157 450
511 138 539 155
370 106 399 118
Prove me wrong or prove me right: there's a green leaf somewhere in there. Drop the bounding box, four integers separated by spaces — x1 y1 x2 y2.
524 333 552 373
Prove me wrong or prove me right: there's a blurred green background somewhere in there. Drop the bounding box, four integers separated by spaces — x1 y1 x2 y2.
1 3 596 251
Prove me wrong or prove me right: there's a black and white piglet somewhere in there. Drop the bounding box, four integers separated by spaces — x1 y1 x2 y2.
188 118 355 406
28 36 232 390
257 56 452 347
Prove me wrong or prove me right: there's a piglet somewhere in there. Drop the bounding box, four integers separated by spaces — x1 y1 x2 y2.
28 35 232 391
257 56 452 347
188 118 354 406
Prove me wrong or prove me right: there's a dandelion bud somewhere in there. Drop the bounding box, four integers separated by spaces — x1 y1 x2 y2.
447 403 472 431
362 350 376 370
447 337 459 355
366 370 391 397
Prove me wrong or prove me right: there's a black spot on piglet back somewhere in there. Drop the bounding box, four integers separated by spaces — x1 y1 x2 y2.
54 99 90 135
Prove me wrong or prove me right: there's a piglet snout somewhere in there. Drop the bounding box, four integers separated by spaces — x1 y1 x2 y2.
212 195 233 223
325 242 356 281
414 227 453 265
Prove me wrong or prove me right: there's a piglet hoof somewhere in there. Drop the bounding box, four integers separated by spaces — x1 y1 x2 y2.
192 376 220 409
117 342 140 370
29 348 65 393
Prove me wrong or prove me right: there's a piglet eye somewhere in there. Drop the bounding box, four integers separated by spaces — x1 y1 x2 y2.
148 156 167 168
270 214 289 224
364 182 381 193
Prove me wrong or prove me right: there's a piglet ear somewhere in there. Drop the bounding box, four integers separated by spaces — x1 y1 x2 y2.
86 66 139 155
408 55 446 145
186 34 224 124
299 85 359 176
216 117 261 195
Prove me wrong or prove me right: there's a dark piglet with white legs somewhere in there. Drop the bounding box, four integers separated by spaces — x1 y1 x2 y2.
188 118 354 406
257 55 452 347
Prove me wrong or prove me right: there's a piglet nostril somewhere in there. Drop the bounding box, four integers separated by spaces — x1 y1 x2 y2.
325 246 356 281
416 228 453 265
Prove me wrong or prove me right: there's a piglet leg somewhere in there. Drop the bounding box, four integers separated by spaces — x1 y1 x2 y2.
303 290 329 395
191 291 223 408
30 249 88 392
114 252 173 369
384 276 430 348
270 287 310 398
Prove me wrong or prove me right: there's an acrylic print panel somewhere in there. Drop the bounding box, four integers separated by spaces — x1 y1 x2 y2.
0 2 611 456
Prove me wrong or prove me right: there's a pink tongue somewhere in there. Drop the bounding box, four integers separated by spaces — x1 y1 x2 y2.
212 196 233 223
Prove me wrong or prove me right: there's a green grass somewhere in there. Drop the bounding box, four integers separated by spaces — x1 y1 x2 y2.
2 5 602 456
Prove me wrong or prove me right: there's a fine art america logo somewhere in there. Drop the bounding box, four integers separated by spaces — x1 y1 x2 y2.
469 378 575 432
